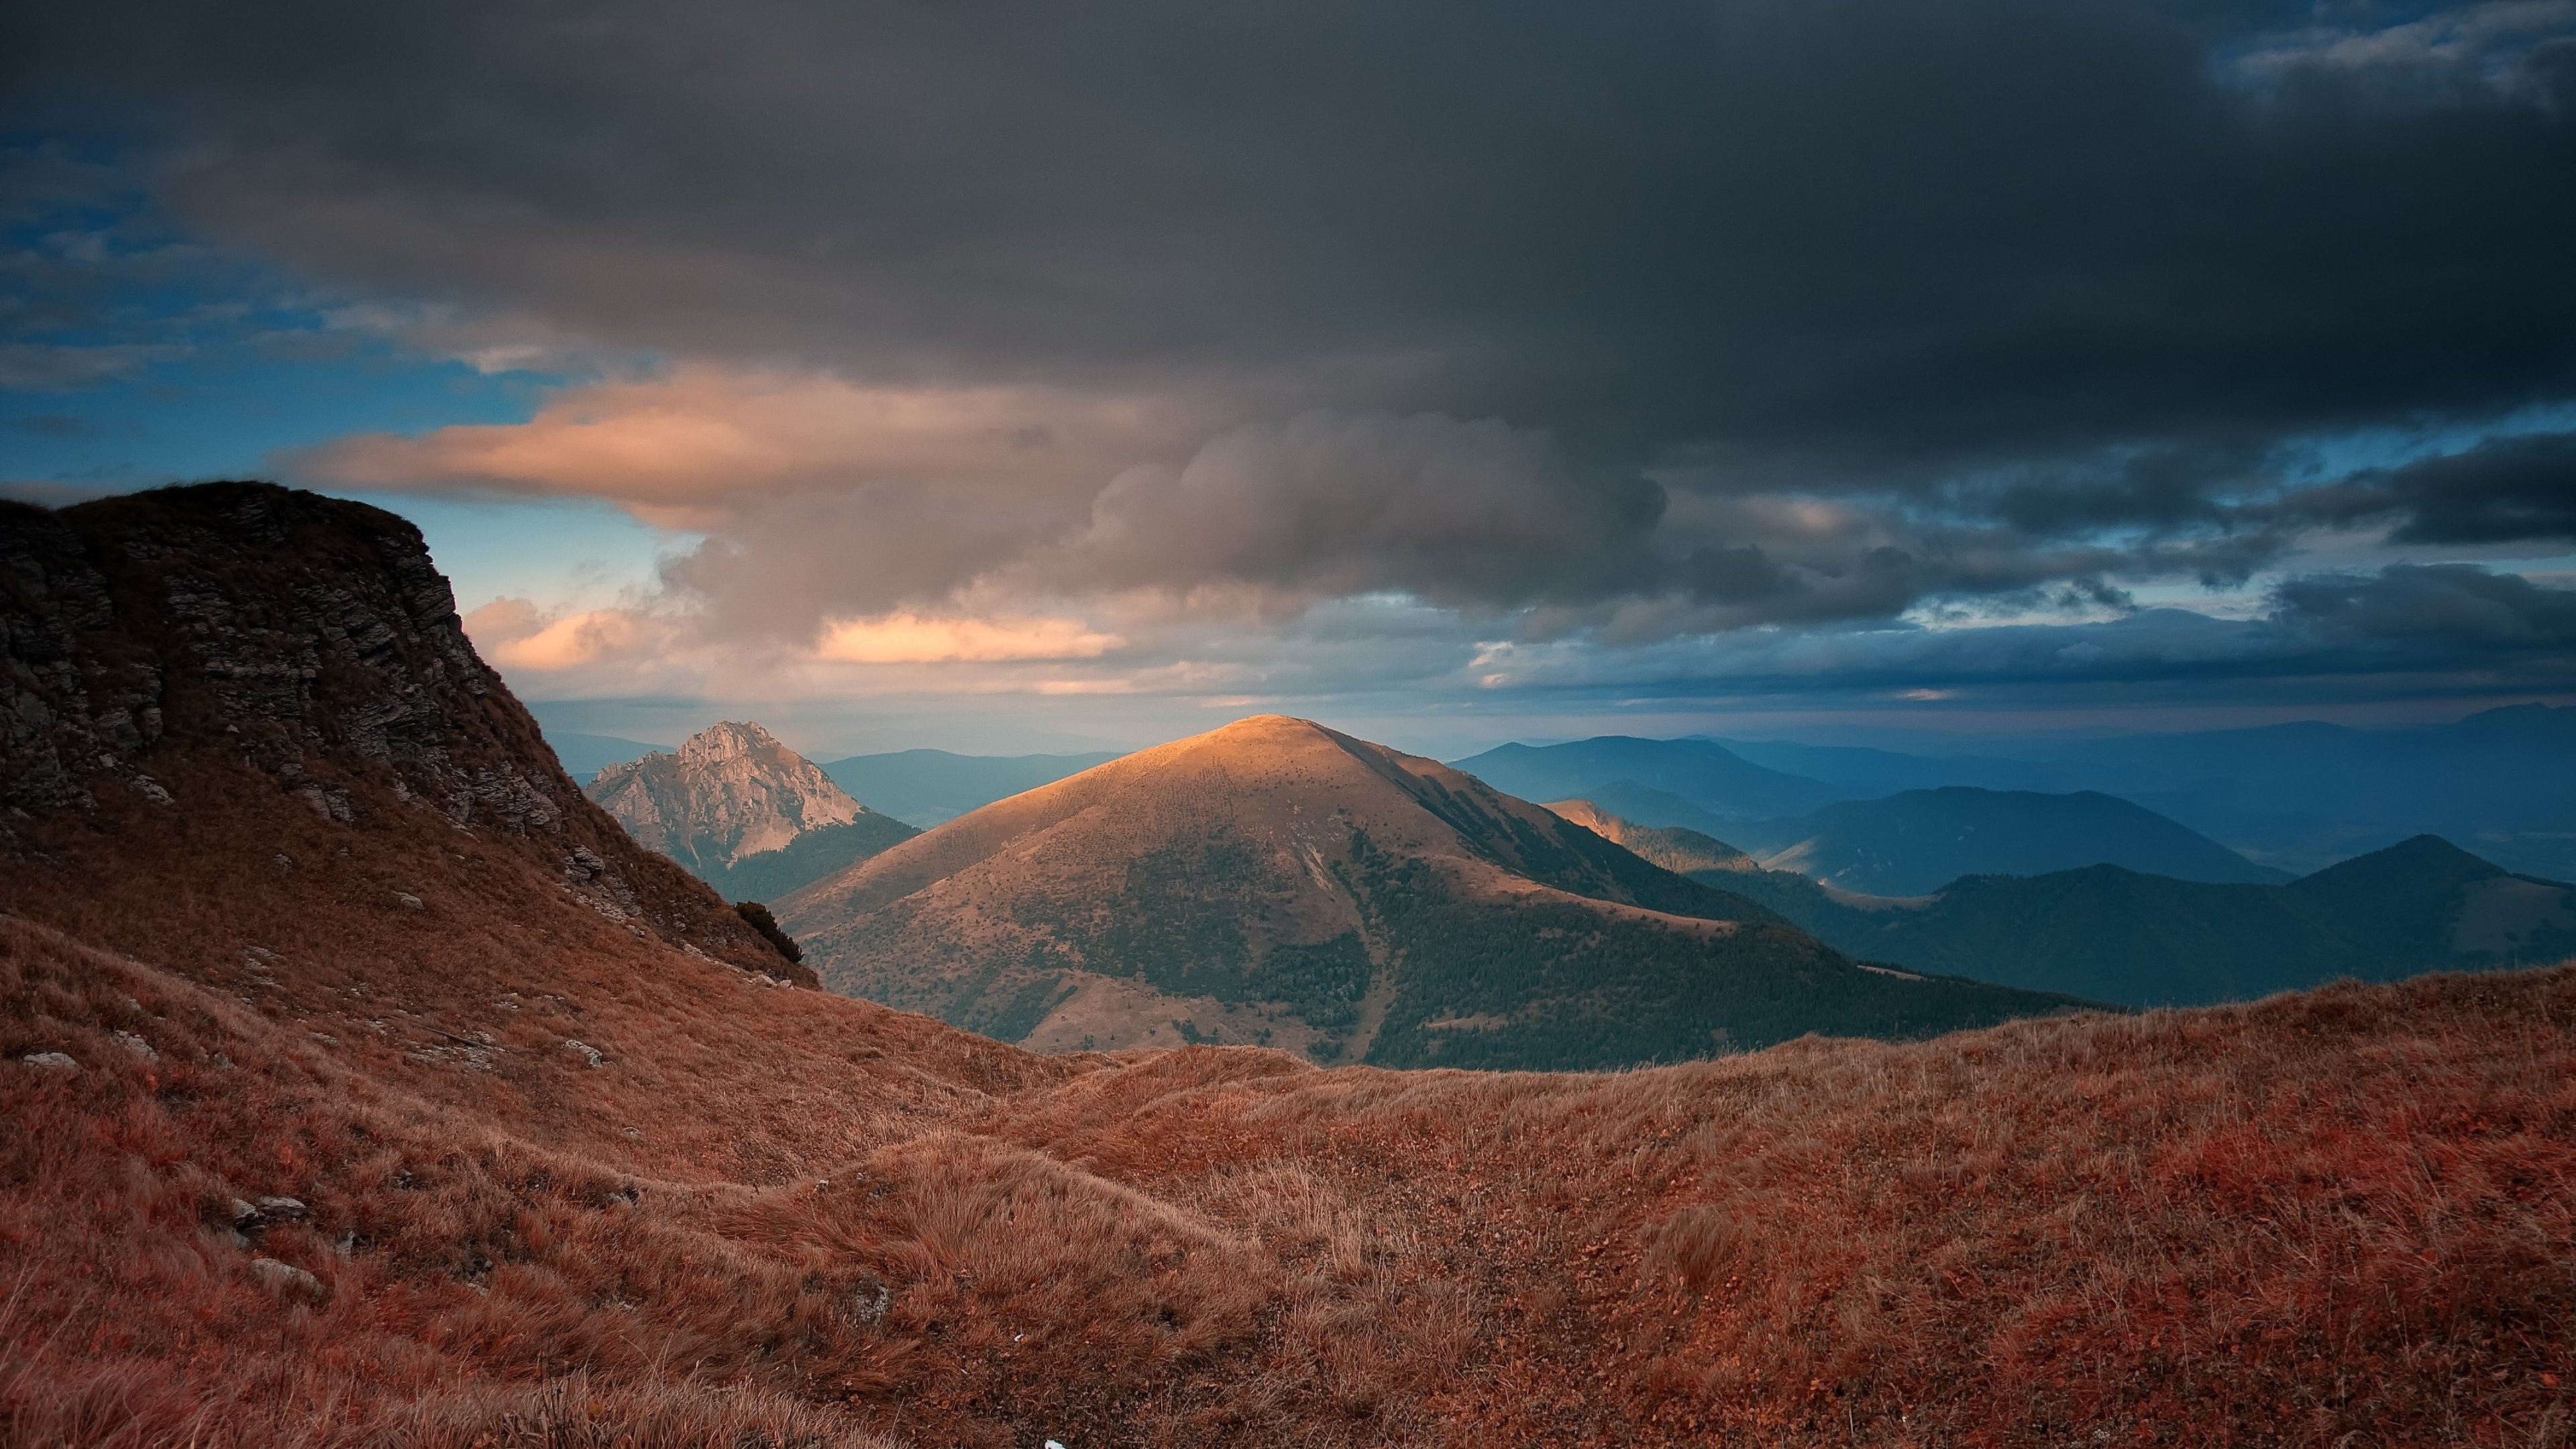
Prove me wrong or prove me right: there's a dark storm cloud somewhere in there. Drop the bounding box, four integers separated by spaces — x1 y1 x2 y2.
5 0 2574 672
2290 431 2576 545
2272 561 2576 645
7 0 2572 461
1474 564 2576 704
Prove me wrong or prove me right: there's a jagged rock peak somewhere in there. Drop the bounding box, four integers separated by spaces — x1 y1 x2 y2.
587 719 871 871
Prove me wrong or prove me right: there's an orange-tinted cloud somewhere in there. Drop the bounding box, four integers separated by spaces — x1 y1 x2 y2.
816 612 1123 663
292 366 1210 529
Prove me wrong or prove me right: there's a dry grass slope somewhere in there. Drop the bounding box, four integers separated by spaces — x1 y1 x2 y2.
6 486 2573 1446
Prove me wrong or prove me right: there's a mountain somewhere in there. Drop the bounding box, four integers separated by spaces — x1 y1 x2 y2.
5 482 2571 1446
1707 736 2065 794
1542 798 1758 875
819 746 1123 828
586 720 918 901
1834 706 2576 876
1730 786 2288 895
1699 833 2575 1008
1975 707 2576 878
1485 711 2576 881
1447 735 1848 822
784 715 2085 1067
541 729 671 781
0 483 810 983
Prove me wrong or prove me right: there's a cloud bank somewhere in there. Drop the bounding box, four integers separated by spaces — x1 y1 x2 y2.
6 0 2573 727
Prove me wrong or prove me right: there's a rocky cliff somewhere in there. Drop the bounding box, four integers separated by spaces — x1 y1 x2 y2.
0 482 809 983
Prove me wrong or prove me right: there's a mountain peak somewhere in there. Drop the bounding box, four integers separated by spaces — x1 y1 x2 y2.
676 718 787 766
786 717 2077 1066
589 719 873 873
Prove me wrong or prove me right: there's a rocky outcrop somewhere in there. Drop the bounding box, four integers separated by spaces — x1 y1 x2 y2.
0 482 812 983
588 720 919 902
589 721 871 868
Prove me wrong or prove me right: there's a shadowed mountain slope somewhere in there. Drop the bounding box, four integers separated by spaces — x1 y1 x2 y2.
1449 735 1846 822
1731 786 2289 895
587 720 920 902
5 483 2575 1447
1542 799 1758 875
1677 828 2575 1008
785 716 2084 1067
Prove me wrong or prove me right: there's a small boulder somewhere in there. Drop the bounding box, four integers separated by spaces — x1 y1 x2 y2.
248 1256 323 1300
19 1051 77 1072
227 1197 263 1230
254 1195 310 1222
111 1030 156 1061
394 892 424 911
562 1039 604 1069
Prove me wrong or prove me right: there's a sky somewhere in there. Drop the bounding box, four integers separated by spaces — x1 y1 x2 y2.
3 0 2573 760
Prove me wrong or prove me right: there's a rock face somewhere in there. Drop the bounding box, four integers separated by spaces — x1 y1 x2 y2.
0 482 810 983
590 721 867 867
587 721 919 901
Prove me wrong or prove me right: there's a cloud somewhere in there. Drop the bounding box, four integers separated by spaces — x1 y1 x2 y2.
1031 411 1664 610
12 0 2573 475
11 0 2576 722
292 366 1209 529
0 342 189 390
2289 431 2576 545
462 598 665 672
2272 563 2576 645
2231 1 2576 97
816 613 1122 663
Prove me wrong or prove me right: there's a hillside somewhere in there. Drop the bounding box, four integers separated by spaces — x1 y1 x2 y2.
1731 786 2288 894
587 720 920 900
4 483 2575 1447
1542 798 1758 874
785 716 2082 1067
820 747 1123 828
1448 735 1847 822
1689 830 2575 1007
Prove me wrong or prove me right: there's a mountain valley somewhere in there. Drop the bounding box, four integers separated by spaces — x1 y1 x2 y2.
2 484 2570 1448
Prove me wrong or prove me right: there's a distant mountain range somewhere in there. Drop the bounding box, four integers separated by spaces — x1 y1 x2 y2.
783 716 2085 1068
1453 736 2279 891
585 722 919 902
1709 706 2576 879
1544 803 2576 1008
818 747 1122 828
1727 787 2287 895
1449 736 1845 823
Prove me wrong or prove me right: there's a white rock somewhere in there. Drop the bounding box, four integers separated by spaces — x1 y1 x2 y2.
395 892 424 911
111 1031 156 1061
19 1051 77 1072
562 1039 604 1069
248 1256 322 1299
